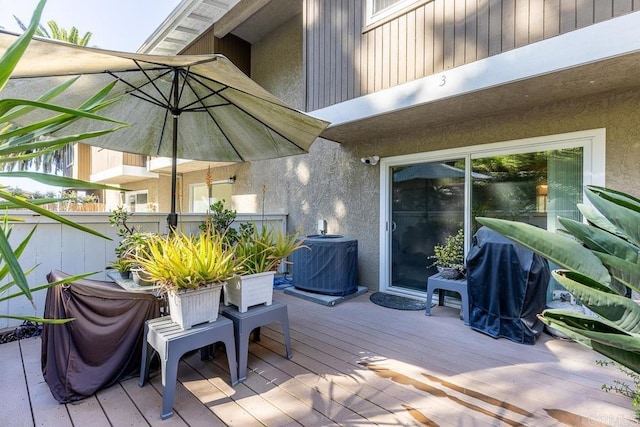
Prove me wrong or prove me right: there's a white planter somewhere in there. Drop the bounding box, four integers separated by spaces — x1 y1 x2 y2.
168 282 223 330
223 271 275 313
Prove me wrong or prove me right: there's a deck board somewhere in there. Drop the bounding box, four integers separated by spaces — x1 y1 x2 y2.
7 290 639 426
20 337 72 427
0 340 32 427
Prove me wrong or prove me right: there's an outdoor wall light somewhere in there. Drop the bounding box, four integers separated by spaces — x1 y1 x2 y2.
361 155 379 165
210 176 236 185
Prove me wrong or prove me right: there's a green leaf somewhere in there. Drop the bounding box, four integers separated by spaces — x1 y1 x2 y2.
475 217 611 285
0 127 126 157
0 192 110 240
585 187 640 247
559 217 639 263
539 311 640 373
0 224 36 283
593 253 640 295
0 224 32 304
588 185 640 212
577 203 624 236
0 0 46 90
2 314 74 324
552 271 640 333
0 271 97 303
0 76 81 122
0 171 124 191
0 196 72 210
0 98 126 131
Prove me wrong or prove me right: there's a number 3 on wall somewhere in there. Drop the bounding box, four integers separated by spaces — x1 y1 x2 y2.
439 74 446 87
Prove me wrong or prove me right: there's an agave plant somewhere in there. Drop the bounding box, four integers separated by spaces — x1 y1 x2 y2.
133 232 241 292
0 0 125 323
234 225 306 275
477 185 640 373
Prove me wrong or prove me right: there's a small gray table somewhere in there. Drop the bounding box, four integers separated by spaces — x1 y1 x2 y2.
220 300 292 382
139 316 238 420
425 273 469 325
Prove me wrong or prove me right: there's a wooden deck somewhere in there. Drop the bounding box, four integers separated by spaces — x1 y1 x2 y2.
2 290 636 426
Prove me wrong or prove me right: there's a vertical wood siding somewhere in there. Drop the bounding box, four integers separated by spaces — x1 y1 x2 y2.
123 153 147 167
75 143 91 181
304 0 639 111
181 32 251 75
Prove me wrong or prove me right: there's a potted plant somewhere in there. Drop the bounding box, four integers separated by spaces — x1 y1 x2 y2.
120 232 157 285
427 228 465 279
108 257 132 279
108 207 157 283
224 225 306 313
134 231 240 329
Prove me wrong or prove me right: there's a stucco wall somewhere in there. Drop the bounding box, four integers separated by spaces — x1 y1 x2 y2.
190 88 640 291
363 87 640 198
250 15 304 110
177 14 640 292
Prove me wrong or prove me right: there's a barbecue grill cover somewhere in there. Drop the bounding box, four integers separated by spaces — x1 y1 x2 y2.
42 270 160 403
466 227 550 345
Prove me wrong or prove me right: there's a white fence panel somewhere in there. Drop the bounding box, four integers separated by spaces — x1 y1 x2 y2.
1 212 287 329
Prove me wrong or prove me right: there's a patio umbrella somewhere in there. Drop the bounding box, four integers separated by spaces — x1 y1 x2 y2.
0 30 330 228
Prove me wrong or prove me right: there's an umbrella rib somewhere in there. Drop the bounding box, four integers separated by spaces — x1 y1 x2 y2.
156 107 170 157
202 105 244 161
175 73 242 160
132 60 175 110
107 62 178 112
178 72 229 111
184 73 307 152
107 70 172 110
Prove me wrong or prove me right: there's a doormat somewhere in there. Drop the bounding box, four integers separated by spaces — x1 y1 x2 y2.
369 292 427 311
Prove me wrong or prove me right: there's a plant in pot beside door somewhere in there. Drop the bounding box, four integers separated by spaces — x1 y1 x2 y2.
224 226 306 313
134 231 240 329
428 228 465 280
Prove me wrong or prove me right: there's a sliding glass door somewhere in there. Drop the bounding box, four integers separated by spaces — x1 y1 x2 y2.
381 129 605 296
390 159 465 292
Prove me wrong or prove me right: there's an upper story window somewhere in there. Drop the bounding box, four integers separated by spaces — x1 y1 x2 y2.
367 0 420 26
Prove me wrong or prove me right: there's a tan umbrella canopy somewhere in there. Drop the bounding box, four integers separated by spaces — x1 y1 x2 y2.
0 30 329 227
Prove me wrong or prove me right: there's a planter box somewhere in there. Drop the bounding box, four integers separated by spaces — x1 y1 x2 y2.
168 282 223 330
223 271 275 313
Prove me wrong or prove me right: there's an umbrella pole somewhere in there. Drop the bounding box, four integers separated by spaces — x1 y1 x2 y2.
167 69 180 231
167 148 178 230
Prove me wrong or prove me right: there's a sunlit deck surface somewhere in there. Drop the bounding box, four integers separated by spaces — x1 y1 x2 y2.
4 290 635 426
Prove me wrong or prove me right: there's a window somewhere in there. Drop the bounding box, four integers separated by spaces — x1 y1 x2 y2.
367 0 420 25
63 143 74 167
125 190 149 212
190 183 233 213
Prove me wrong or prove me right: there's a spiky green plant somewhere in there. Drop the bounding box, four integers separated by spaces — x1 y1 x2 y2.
133 232 241 292
0 0 126 323
477 186 640 374
234 225 307 275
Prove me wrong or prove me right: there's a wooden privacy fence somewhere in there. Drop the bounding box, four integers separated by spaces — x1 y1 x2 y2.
1 212 287 330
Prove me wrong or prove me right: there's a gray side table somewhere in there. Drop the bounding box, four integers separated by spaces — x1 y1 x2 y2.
139 316 238 420
220 300 292 382
425 273 470 325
